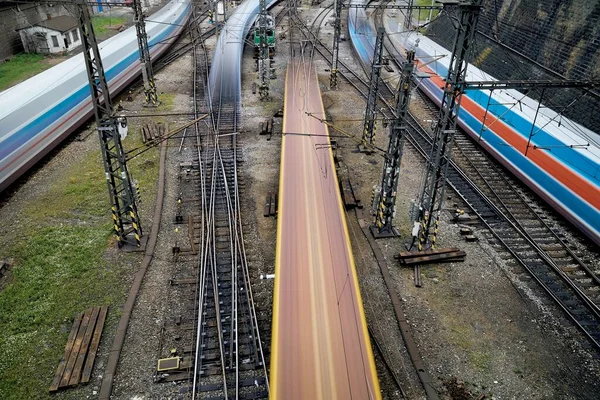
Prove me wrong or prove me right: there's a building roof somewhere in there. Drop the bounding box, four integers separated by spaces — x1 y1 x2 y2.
34 15 78 33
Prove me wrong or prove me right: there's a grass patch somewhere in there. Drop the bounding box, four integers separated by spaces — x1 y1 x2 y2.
0 53 48 92
158 92 176 110
92 15 127 34
0 115 161 398
0 226 116 399
415 0 440 24
469 350 492 375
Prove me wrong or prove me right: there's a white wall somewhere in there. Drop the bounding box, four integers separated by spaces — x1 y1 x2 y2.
19 26 82 54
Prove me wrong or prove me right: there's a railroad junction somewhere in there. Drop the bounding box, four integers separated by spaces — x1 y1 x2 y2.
0 0 599 399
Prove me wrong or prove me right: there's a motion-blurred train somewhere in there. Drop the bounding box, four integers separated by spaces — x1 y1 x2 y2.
207 0 277 108
348 7 600 246
0 0 191 192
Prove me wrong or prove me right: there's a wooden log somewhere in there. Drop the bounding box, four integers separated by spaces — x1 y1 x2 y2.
398 247 461 259
49 313 83 392
401 251 467 265
264 193 272 217
142 125 149 143
80 306 108 384
69 307 101 386
59 309 92 388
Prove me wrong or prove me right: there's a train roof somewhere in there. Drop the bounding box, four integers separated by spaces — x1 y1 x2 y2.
399 31 600 168
0 0 186 123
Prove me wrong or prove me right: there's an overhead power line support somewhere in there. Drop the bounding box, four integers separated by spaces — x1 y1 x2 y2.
330 0 343 89
404 0 414 30
212 0 218 24
371 49 416 238
415 0 482 250
77 1 143 248
132 0 159 106
257 0 271 100
360 27 385 151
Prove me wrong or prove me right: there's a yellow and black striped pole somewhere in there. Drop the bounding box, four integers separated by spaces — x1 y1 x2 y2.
130 206 141 247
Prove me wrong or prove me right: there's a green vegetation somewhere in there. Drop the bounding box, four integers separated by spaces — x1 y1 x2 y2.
469 350 492 375
0 53 47 92
158 92 176 110
92 15 127 34
416 0 440 24
0 112 162 398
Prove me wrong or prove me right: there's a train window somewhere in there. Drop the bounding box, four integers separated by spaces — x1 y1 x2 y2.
267 29 273 36
51 35 59 48
72 29 78 42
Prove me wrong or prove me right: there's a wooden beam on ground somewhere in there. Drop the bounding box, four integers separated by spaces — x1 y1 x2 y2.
81 306 108 384
401 250 466 265
398 247 460 259
264 192 272 217
60 309 92 388
49 313 83 392
69 306 101 386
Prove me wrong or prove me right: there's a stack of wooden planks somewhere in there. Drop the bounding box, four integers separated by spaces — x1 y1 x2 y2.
49 306 108 392
259 117 274 140
264 192 278 217
141 122 166 144
333 143 362 210
398 248 466 266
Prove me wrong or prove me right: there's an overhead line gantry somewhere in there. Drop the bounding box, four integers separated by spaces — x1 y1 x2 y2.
77 0 143 247
414 0 483 250
372 48 416 238
360 27 385 150
132 0 160 106
257 0 272 99
330 0 344 89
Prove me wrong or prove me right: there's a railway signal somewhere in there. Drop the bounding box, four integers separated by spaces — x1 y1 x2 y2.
371 49 416 238
360 27 385 150
414 0 483 250
77 0 143 247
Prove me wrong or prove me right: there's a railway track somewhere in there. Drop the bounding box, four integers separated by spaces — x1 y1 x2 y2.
188 6 269 399
293 4 600 351
406 111 600 349
153 9 213 72
378 9 600 349
380 19 600 349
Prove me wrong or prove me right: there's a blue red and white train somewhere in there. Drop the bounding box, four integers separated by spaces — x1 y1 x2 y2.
348 7 600 246
0 0 191 192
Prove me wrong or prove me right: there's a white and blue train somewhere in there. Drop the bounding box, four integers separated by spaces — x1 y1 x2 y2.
0 0 191 192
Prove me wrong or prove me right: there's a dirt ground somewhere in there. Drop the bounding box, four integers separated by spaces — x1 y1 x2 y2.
1 2 600 400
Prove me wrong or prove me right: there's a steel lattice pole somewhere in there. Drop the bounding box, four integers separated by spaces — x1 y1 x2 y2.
372 49 416 238
77 1 143 247
258 0 270 100
330 0 343 89
415 0 482 250
133 0 159 106
360 27 385 148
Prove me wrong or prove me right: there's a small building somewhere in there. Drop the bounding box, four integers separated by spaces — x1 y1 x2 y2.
17 15 81 54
